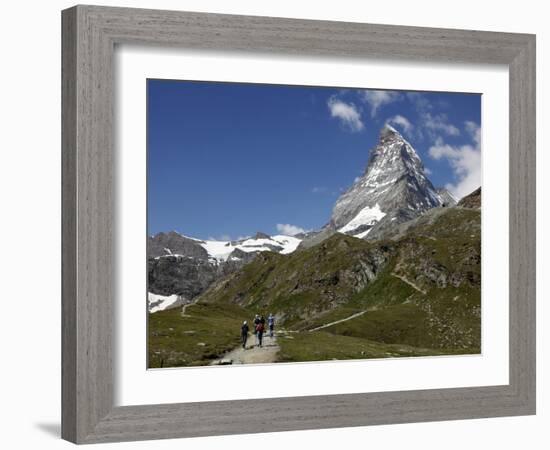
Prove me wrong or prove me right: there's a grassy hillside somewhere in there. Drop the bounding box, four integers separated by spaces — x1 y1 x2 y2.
199 234 394 327
148 302 251 367
277 330 444 362
279 331 472 362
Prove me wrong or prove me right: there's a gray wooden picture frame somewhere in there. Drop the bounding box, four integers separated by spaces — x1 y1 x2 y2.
61 5 536 444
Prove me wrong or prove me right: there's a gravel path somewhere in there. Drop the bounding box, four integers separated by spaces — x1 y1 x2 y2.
211 333 280 365
308 311 367 332
391 273 427 294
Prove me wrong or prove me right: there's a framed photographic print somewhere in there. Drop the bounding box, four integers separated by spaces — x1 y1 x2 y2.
62 5 536 444
146 80 482 368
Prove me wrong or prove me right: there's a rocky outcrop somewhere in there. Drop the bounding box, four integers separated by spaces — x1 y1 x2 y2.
148 231 208 259
458 187 481 209
253 232 271 240
148 255 245 298
227 248 258 264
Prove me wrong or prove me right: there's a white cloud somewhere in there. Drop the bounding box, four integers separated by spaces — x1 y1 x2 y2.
386 114 413 135
428 122 481 199
424 167 433 176
276 223 306 236
465 120 481 145
327 97 364 132
360 90 402 117
422 112 460 137
406 92 433 112
405 93 459 141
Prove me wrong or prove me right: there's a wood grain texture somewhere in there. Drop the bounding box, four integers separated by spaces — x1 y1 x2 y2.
61 5 536 444
61 7 77 443
508 36 536 409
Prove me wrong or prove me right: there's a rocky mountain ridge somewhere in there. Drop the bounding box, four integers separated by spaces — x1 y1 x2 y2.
457 187 481 209
149 231 301 262
147 231 302 311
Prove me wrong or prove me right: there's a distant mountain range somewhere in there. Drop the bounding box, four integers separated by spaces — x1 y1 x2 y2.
147 125 476 313
148 231 301 262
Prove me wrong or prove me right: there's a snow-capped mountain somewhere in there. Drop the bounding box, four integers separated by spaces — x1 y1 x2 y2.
199 233 301 262
436 187 458 207
149 231 301 262
329 124 448 239
147 231 302 311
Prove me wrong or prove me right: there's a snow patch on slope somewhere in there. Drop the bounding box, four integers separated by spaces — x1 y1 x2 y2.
272 235 302 254
338 203 386 235
148 293 182 313
200 235 302 261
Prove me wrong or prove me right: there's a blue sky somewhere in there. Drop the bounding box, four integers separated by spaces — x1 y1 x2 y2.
147 79 481 240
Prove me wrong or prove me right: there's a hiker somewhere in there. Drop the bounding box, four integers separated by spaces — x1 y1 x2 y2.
253 314 261 345
268 313 275 338
255 320 265 347
241 321 249 349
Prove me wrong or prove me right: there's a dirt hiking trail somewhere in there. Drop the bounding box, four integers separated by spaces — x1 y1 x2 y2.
308 311 367 332
211 333 280 365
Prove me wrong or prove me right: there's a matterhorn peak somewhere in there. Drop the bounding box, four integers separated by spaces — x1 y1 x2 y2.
379 123 411 144
381 122 400 136
329 125 444 239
